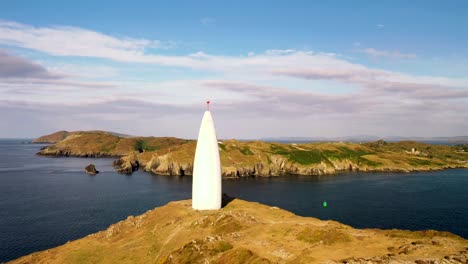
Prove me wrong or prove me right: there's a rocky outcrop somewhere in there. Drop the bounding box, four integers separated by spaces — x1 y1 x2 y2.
112 152 139 174
84 164 99 175
145 154 193 176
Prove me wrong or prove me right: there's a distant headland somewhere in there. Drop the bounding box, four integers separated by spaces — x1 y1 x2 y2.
34 130 468 177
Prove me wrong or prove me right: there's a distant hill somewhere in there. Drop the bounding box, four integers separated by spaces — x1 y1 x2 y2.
35 130 190 157
32 130 133 144
262 135 468 143
35 131 468 177
32 130 70 143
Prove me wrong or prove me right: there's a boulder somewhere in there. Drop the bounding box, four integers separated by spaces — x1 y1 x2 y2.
85 164 99 175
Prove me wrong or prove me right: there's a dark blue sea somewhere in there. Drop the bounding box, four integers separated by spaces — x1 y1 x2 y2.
0 139 467 262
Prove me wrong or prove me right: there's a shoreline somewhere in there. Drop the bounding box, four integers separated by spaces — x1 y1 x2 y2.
36 150 468 178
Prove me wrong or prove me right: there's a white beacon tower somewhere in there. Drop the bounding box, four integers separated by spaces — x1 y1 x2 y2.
192 101 222 210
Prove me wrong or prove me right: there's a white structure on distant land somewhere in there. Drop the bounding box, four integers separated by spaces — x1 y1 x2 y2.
192 101 222 210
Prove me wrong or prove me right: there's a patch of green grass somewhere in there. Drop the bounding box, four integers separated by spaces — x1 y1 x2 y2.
270 145 327 165
323 147 381 167
359 157 382 166
297 228 351 245
134 140 158 152
165 239 234 264
383 229 463 240
238 146 254 155
270 144 288 154
218 143 227 151
216 248 270 264
101 142 117 152
289 149 325 164
408 158 434 166
455 144 468 152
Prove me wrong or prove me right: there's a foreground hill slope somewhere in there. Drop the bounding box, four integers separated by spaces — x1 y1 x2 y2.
35 131 468 177
10 198 468 264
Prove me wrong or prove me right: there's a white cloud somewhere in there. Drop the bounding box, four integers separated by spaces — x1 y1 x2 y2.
359 48 417 59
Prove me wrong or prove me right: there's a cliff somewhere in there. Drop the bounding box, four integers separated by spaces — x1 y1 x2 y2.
35 131 468 177
9 198 468 264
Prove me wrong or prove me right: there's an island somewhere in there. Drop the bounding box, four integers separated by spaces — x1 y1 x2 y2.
9 197 468 263
35 130 468 177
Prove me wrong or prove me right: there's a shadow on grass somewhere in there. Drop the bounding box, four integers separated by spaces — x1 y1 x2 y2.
222 193 235 208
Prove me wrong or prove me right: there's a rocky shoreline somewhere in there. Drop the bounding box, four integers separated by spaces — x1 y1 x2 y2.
34 130 468 178
38 145 467 178
38 147 468 178
111 152 467 178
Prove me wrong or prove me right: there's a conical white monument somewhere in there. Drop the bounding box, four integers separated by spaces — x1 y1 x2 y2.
192 101 222 210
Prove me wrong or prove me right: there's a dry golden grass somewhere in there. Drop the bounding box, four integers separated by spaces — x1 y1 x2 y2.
9 199 468 264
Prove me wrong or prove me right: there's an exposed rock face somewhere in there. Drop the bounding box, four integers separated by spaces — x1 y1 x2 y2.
145 154 193 176
9 198 468 264
84 164 98 175
39 145 119 158
113 152 139 174
113 152 466 178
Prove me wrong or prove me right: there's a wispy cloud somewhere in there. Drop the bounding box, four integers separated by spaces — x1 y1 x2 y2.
359 48 417 59
0 20 467 138
0 20 174 61
0 49 61 79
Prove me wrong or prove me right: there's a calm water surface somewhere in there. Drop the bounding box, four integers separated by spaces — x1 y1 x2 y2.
0 139 467 262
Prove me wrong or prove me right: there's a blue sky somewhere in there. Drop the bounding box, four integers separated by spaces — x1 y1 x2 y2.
0 1 467 138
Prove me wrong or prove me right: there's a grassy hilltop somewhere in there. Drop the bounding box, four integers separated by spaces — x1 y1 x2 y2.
9 198 468 263
35 130 468 177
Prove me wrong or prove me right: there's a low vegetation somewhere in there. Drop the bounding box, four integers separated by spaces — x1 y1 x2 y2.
297 227 352 245
9 198 468 264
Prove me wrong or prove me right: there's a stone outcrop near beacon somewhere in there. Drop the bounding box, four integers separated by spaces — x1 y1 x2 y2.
35 131 468 178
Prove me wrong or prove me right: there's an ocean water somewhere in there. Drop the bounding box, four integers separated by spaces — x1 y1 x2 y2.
0 139 467 262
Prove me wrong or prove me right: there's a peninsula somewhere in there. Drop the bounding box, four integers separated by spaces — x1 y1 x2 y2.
35 130 468 177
